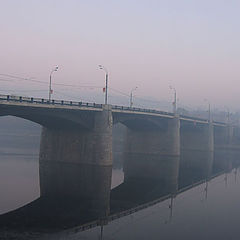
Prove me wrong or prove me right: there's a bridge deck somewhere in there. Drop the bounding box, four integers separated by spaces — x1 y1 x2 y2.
0 94 227 126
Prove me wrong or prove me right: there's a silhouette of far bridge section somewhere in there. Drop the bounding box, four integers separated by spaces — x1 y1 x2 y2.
0 94 240 226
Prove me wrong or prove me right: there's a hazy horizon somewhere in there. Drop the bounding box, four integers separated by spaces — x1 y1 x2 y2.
1 0 240 110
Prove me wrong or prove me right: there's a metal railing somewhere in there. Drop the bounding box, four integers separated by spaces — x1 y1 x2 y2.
111 104 174 116
0 94 103 108
0 94 174 117
0 94 228 125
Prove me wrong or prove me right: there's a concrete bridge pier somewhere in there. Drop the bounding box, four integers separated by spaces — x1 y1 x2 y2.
180 122 214 186
123 117 180 195
214 125 234 173
39 106 113 217
230 126 240 168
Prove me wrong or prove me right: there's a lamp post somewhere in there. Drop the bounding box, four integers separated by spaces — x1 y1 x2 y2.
204 99 211 122
99 65 108 105
224 106 231 144
224 106 230 125
49 66 58 101
208 103 211 122
130 87 138 108
169 86 177 115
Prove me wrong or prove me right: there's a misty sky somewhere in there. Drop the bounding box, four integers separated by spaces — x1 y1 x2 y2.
1 0 240 110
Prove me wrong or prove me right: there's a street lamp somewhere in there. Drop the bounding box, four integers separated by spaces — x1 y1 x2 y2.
224 106 230 125
169 86 177 115
224 106 231 144
49 66 58 101
130 87 138 108
204 99 211 122
99 65 108 105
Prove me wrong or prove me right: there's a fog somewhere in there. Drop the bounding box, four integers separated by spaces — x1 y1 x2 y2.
1 1 240 110
1 1 240 239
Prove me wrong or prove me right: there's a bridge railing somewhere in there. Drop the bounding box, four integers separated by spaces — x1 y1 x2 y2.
111 105 175 116
0 94 103 109
0 94 229 125
0 94 173 115
179 114 209 122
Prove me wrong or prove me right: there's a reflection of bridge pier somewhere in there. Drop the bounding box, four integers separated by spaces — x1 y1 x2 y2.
123 117 180 195
179 121 214 187
39 106 113 217
229 127 240 168
214 125 233 173
213 125 240 173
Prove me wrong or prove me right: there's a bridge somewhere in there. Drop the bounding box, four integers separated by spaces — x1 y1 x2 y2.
0 94 239 218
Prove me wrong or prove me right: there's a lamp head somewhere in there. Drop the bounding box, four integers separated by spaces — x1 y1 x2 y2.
98 65 108 74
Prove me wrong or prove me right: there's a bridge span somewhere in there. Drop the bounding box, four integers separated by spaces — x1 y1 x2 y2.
0 94 239 218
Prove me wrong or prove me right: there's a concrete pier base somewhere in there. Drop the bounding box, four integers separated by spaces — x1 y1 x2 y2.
214 125 234 173
230 127 240 168
124 117 180 194
39 107 113 217
214 146 232 173
180 123 214 186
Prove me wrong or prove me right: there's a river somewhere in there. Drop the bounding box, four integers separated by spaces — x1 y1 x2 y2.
0 116 240 239
0 154 240 239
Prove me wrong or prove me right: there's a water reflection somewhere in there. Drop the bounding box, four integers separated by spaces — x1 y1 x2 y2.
0 155 39 214
42 169 238 240
1 146 240 240
96 170 240 240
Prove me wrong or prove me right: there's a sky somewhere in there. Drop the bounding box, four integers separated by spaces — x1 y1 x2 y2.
0 0 240 110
